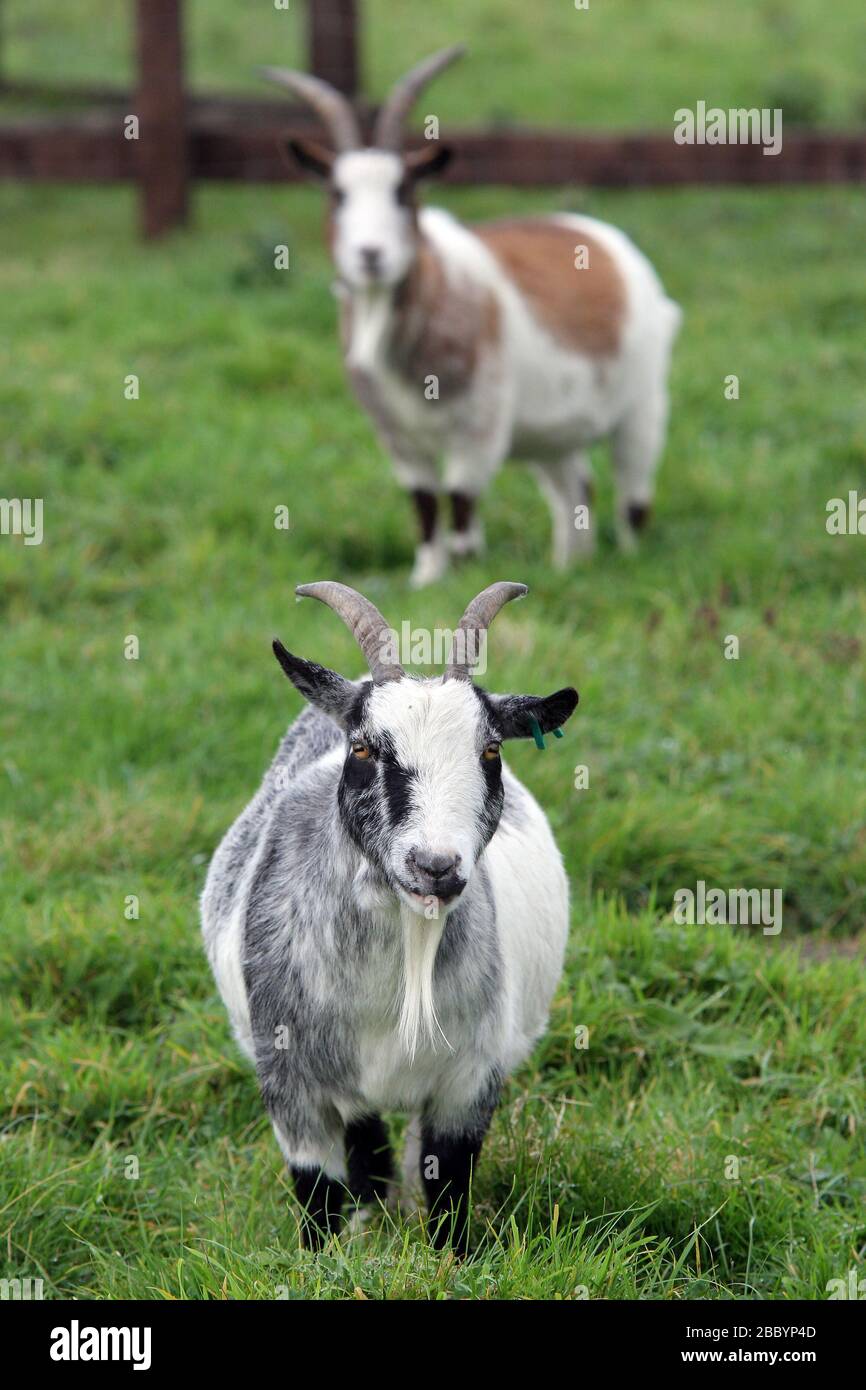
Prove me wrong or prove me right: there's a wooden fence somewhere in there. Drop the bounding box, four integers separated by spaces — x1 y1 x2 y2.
0 0 864 238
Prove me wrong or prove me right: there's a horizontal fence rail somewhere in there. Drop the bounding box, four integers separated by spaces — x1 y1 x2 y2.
2 118 866 186
1 0 864 234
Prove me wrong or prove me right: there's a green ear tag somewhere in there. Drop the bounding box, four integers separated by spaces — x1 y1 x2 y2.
528 716 546 750
553 727 564 739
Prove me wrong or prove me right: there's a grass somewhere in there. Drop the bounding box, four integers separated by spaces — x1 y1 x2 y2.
3 0 866 128
1 173 866 1292
3 902 864 1300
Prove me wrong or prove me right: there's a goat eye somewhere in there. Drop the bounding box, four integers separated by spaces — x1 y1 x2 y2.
482 742 501 761
351 742 371 760
332 188 345 207
395 179 411 206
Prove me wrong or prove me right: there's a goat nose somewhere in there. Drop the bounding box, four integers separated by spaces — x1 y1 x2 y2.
408 848 461 881
360 245 382 272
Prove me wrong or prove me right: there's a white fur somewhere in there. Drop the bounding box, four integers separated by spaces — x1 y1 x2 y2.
203 673 570 1178
341 760 568 1127
332 182 681 582
368 679 488 900
332 150 414 291
337 678 568 1121
397 904 450 1058
357 679 505 1061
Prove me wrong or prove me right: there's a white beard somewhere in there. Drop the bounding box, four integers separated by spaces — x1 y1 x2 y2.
345 286 392 373
397 902 451 1060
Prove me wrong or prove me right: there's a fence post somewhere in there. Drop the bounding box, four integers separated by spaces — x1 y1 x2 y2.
135 0 189 238
308 0 358 96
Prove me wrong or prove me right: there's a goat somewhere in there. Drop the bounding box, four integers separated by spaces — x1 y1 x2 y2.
201 580 578 1252
264 47 682 587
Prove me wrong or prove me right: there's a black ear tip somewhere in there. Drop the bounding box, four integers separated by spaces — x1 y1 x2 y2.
411 143 454 176
284 138 308 168
558 686 579 716
272 638 293 673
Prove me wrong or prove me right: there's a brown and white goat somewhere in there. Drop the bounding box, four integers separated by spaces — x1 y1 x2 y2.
265 47 681 586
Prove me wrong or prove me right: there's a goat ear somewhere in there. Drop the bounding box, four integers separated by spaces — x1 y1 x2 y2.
272 640 358 728
404 143 453 181
285 137 335 180
488 687 579 741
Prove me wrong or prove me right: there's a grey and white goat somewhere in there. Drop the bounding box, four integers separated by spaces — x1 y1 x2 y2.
201 581 578 1251
264 47 681 586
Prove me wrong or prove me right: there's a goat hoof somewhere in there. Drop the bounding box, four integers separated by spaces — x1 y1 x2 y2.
410 542 448 588
447 526 485 560
345 1206 372 1237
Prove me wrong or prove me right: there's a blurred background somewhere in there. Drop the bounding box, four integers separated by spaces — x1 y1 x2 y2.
1 1 865 1301
3 0 866 124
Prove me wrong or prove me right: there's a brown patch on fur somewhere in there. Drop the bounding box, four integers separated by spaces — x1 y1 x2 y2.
345 356 418 462
472 218 625 356
339 238 499 400
388 239 500 395
337 236 500 457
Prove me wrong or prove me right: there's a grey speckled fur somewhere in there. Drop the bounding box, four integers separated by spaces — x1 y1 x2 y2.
202 654 573 1199
201 684 525 1155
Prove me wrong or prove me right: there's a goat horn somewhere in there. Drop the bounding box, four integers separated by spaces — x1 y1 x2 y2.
296 582 404 685
444 582 528 682
374 44 466 151
259 68 361 152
